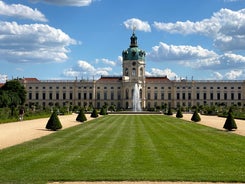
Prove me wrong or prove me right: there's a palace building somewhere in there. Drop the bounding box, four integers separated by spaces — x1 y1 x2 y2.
21 32 245 109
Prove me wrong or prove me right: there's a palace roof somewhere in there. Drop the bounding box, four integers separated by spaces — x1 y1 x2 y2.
146 76 170 83
97 76 122 83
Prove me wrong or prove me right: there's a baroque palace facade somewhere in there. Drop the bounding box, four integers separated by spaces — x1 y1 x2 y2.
21 32 245 109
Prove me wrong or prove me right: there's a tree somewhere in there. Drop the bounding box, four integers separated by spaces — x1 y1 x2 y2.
223 108 237 131
0 79 26 106
91 108 98 118
176 108 183 118
191 110 201 122
46 111 62 131
0 91 11 107
76 108 87 122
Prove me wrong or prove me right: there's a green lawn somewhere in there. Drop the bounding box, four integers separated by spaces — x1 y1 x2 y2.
0 115 244 184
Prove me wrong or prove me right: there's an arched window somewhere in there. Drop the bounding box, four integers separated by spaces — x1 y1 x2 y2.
126 89 129 99
132 68 136 76
125 68 128 76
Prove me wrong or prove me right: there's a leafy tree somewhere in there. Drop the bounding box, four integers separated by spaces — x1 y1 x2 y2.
191 110 201 122
176 108 183 118
0 79 26 106
76 108 87 122
46 111 62 131
0 91 10 107
223 108 237 131
91 108 98 118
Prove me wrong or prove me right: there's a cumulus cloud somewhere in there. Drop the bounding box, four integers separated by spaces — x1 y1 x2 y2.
153 8 245 51
0 74 8 83
30 0 92 7
180 53 245 70
146 68 178 80
225 69 243 79
0 1 47 22
95 58 116 66
124 18 151 32
63 60 113 79
147 42 217 61
0 21 76 63
212 72 224 80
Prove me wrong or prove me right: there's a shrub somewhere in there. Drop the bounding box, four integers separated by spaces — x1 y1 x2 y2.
176 108 183 118
99 107 107 115
76 108 87 122
223 108 237 131
166 107 173 115
91 108 98 118
46 111 62 131
191 110 201 122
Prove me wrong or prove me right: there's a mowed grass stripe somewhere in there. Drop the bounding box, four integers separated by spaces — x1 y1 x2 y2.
0 115 244 183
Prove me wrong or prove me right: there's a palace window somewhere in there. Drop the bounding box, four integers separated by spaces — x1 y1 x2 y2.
36 93 39 100
49 93 52 100
132 68 136 76
182 93 186 100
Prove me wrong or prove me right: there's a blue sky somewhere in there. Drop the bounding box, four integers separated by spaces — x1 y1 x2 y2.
1 0 245 83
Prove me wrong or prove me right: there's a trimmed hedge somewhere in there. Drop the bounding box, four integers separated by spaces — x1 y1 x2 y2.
46 111 62 131
76 109 87 122
223 108 237 131
191 110 201 122
176 108 183 118
91 108 98 118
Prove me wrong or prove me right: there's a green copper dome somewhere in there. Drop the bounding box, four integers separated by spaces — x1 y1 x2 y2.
122 32 146 61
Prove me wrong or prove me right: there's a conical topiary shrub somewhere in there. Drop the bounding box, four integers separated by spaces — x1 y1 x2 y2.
223 108 237 131
166 106 173 115
46 111 62 131
76 108 87 122
99 107 107 115
91 108 98 118
176 108 183 118
191 110 201 122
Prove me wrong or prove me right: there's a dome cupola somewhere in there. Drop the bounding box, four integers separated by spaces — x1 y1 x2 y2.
122 31 145 61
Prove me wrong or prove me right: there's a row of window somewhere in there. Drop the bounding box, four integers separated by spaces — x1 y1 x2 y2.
28 91 242 101
175 92 242 100
29 85 242 91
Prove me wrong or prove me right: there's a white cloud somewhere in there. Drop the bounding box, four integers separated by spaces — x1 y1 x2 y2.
153 8 245 51
146 68 178 80
225 69 243 79
63 68 80 77
95 58 116 66
180 53 245 70
63 60 113 79
0 21 76 63
124 18 151 32
0 74 8 83
212 72 224 80
147 42 217 61
30 0 92 7
0 1 47 22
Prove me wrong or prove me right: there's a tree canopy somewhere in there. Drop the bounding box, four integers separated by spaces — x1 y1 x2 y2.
0 79 26 108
